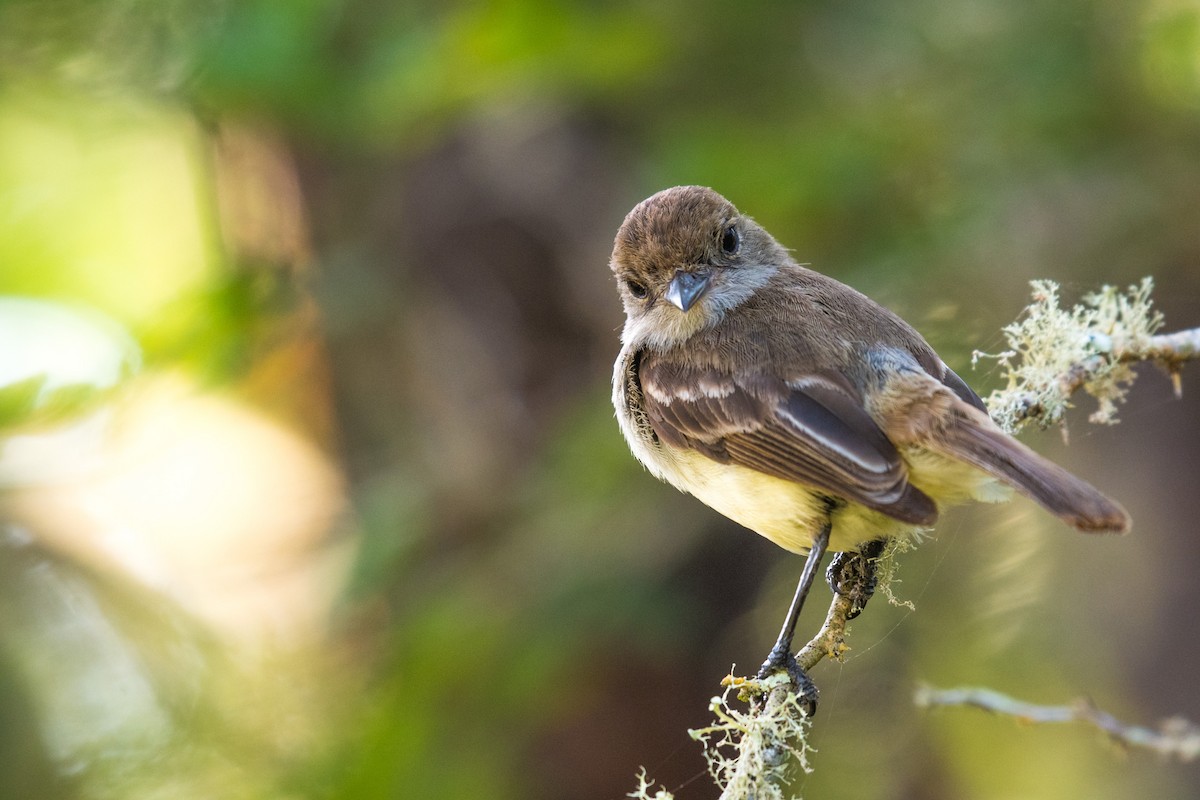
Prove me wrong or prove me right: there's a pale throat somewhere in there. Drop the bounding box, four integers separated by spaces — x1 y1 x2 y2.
620 264 778 351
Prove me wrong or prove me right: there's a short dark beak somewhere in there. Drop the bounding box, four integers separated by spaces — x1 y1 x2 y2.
664 269 711 312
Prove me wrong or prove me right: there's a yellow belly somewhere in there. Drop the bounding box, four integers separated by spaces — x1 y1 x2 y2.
657 449 911 553
651 446 1011 555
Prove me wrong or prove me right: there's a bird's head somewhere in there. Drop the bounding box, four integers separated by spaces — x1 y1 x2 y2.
610 186 784 348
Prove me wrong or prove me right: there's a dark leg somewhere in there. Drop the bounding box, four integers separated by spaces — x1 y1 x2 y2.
756 521 831 716
825 538 887 620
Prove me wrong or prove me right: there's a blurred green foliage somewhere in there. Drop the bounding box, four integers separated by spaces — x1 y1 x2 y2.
2 0 1200 798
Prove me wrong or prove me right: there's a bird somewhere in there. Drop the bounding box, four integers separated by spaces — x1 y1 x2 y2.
609 185 1129 713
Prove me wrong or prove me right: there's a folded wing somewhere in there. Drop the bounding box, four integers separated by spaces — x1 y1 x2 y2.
637 354 938 526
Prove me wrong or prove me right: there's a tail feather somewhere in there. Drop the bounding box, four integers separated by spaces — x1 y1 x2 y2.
935 410 1130 533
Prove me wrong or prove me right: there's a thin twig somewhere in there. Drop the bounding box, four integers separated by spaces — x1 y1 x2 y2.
914 685 1200 762
796 592 855 671
1130 326 1200 367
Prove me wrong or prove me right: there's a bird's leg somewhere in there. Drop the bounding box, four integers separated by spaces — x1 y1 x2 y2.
825 537 887 620
756 521 831 716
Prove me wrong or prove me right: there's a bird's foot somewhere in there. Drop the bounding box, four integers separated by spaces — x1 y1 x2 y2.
756 641 819 717
825 538 886 620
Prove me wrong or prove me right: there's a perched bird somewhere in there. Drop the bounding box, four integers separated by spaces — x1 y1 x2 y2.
610 186 1129 712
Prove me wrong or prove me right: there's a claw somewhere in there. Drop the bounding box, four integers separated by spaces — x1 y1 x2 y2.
825 539 886 620
756 641 819 717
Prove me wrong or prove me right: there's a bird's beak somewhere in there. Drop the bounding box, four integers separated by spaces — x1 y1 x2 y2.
664 269 712 312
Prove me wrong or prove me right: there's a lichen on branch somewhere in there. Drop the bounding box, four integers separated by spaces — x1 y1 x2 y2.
972 277 1199 433
628 674 815 800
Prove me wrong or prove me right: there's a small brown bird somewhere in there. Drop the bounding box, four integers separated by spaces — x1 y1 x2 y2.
610 186 1129 712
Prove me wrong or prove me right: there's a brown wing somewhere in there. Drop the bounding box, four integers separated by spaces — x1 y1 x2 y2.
638 353 937 525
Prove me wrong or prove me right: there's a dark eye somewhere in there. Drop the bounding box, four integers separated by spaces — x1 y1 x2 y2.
626 279 648 299
720 225 740 255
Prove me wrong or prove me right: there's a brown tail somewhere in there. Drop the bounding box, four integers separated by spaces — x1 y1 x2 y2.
935 409 1130 533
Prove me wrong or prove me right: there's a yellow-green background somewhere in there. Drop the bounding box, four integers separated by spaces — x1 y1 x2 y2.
1 1 1199 797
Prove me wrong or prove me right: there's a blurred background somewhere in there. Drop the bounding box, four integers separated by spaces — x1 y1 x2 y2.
1 0 1199 798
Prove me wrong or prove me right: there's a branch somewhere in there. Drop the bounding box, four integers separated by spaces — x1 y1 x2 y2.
707 674 814 800
707 595 855 799
1001 326 1200 429
914 685 1200 762
1127 326 1200 368
645 548 906 800
973 278 1199 433
697 592 854 800
797 591 855 671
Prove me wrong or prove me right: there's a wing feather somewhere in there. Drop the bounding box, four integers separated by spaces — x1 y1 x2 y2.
638 352 937 525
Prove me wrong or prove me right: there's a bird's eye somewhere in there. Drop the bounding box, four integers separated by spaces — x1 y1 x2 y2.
626 279 648 299
720 225 741 255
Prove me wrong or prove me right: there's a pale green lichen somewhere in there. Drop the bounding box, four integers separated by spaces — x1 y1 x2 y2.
628 674 815 800
875 537 917 612
692 675 814 800
972 278 1163 433
627 768 675 800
